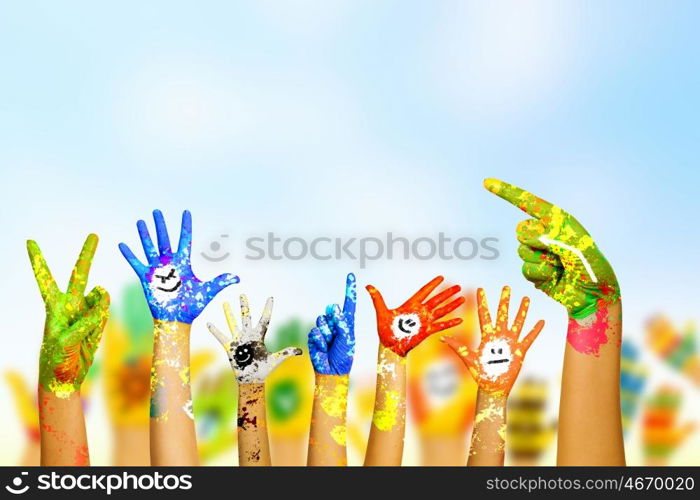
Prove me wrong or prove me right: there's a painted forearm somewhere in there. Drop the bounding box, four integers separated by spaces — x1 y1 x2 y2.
364 346 406 466
39 387 89 466
558 301 624 465
468 390 507 466
237 383 270 466
150 320 198 466
308 374 349 466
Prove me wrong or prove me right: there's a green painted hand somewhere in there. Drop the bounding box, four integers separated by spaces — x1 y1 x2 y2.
484 178 620 319
28 234 110 398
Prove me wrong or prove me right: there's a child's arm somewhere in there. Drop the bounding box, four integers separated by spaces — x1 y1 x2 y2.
208 296 301 466
364 276 464 465
119 209 238 465
444 287 543 466
484 178 624 465
307 273 356 466
28 235 110 466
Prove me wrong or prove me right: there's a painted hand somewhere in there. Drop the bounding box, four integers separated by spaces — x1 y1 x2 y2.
646 316 698 378
28 234 110 398
366 276 464 357
484 179 619 320
104 283 153 426
443 287 544 396
194 369 237 462
208 295 303 383
308 273 356 375
620 341 647 436
507 377 557 461
642 386 695 463
119 210 239 324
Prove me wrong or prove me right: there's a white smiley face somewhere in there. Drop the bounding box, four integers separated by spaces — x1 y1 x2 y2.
391 313 422 339
423 359 459 409
479 339 512 379
149 264 182 303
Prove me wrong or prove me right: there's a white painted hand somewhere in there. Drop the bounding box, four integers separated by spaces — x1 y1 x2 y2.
207 295 302 383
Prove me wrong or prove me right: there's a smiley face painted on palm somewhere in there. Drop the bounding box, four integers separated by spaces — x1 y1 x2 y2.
149 264 183 303
234 343 255 369
229 341 267 373
391 313 422 339
479 339 513 379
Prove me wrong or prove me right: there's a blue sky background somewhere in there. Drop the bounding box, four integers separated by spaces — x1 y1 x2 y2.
1 1 698 464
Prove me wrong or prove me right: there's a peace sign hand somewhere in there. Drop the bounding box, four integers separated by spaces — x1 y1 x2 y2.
366 276 465 357
208 295 302 383
28 234 110 398
443 287 544 396
119 210 239 324
484 179 619 319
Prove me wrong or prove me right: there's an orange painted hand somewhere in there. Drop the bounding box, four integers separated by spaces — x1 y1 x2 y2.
443 287 544 396
366 276 465 357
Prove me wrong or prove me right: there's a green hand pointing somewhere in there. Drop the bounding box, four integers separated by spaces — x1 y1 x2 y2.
28 234 110 398
484 179 620 319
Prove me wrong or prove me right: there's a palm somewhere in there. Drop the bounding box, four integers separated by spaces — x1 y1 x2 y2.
444 287 544 396
119 210 239 324
28 234 110 397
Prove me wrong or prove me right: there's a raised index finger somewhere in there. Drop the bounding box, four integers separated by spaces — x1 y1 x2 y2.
67 234 98 297
483 178 557 221
27 240 60 304
342 272 357 319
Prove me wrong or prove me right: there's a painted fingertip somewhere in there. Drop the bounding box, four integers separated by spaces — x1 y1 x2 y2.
293 348 303 356
222 274 240 284
483 177 500 191
316 315 327 327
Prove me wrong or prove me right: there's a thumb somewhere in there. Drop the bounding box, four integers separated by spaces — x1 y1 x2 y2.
366 284 388 314
441 336 478 379
268 347 303 375
205 273 240 302
64 307 110 346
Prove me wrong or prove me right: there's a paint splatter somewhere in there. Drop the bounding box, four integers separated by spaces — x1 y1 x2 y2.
483 178 621 322
309 273 356 375
28 235 110 399
444 287 544 397
119 209 239 324
367 276 464 356
567 306 610 355
208 295 303 383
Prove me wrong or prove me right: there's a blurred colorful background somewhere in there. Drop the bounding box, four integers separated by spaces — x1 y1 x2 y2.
1 1 698 465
